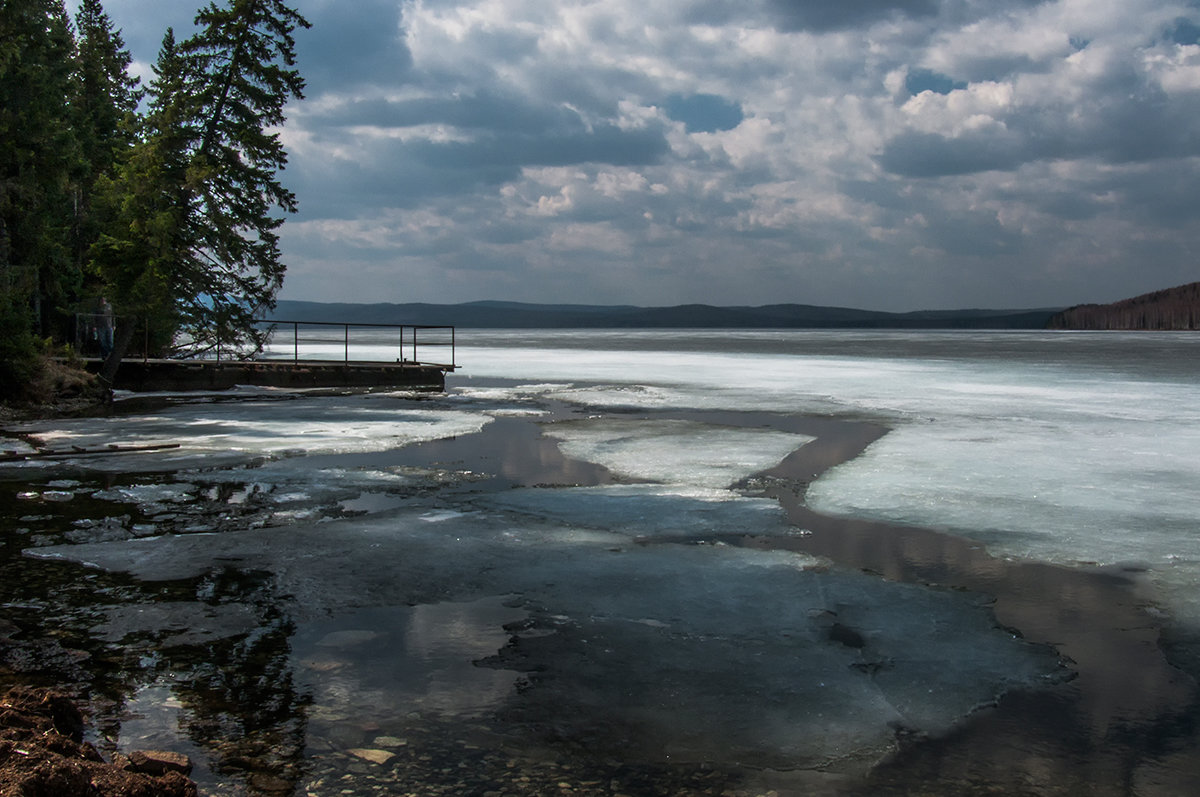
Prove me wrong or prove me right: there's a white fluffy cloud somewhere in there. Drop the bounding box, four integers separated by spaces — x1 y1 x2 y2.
82 0 1200 309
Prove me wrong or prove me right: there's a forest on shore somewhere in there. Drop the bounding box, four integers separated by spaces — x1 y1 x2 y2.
1048 281 1200 330
0 0 308 403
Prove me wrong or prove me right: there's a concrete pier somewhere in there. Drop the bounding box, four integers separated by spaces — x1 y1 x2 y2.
100 358 451 392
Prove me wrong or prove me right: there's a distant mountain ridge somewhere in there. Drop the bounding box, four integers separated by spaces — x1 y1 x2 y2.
271 300 1062 329
1048 281 1200 330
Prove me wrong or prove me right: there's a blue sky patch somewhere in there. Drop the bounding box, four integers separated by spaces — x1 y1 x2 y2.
905 69 967 95
1167 17 1200 45
664 93 744 133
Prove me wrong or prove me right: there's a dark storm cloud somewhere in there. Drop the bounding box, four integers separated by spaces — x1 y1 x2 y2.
881 91 1200 178
879 130 1025 177
763 0 941 31
410 124 670 170
309 92 588 135
296 0 411 92
290 94 670 219
1166 17 1200 45
883 37 1200 180
289 149 513 218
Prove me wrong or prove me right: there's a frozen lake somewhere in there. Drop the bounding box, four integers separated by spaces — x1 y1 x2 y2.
2 329 1199 795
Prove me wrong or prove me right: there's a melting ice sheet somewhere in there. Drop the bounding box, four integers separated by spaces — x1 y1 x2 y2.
6 392 487 469
456 331 1200 626
29 505 1062 770
542 417 813 488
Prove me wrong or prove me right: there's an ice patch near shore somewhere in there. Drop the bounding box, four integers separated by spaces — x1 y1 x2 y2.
542 418 813 488
93 483 197 505
28 506 1061 769
0 436 37 456
6 394 488 469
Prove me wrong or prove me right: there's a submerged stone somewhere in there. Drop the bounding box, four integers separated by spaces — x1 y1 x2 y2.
347 748 395 765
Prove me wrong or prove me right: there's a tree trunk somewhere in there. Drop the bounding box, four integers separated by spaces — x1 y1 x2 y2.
98 316 138 387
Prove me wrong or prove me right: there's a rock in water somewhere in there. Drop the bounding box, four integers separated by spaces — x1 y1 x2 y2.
129 749 194 776
347 748 396 765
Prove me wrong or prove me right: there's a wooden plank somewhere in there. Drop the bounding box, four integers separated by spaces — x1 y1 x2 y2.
0 442 182 462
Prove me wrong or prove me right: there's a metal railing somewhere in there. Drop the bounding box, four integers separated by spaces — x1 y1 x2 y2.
258 320 456 369
70 315 456 371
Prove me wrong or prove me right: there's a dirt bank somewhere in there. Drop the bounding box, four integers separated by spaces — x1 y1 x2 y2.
0 686 196 797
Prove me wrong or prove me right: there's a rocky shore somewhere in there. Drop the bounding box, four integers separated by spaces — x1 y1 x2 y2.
0 686 197 796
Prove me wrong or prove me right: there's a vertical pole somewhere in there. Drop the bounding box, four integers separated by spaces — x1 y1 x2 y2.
344 324 349 363
413 327 418 364
144 319 149 363
293 322 298 364
451 326 456 368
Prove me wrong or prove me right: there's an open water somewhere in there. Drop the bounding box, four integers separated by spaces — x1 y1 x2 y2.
2 329 1199 795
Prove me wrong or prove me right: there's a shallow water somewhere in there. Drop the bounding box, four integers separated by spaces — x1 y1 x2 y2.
2 330 1199 796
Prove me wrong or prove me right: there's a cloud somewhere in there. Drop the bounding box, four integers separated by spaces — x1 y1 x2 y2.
77 0 1200 310
879 130 1025 177
762 0 941 32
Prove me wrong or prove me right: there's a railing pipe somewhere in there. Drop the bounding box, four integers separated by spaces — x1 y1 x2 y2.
257 320 456 369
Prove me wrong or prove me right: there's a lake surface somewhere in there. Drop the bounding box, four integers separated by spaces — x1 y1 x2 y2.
2 329 1199 796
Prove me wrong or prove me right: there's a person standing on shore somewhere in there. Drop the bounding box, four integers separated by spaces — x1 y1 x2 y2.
97 297 115 359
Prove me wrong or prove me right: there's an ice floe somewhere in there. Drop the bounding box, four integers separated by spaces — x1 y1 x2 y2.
5 393 489 470
542 417 813 488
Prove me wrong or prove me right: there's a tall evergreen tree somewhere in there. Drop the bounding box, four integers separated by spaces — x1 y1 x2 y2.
90 29 191 372
72 0 142 279
176 0 309 356
0 0 79 394
93 0 309 380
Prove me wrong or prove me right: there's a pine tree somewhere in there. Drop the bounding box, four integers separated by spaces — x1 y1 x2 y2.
90 29 191 371
0 0 80 395
176 0 310 357
72 0 142 280
93 0 309 380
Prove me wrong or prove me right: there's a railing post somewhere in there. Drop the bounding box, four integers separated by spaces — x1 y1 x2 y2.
293 321 298 364
412 327 418 364
344 324 349 363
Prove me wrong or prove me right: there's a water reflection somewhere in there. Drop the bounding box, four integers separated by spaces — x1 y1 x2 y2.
294 597 525 732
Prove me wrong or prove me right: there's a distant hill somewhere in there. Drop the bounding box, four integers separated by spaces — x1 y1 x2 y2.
1048 282 1200 330
271 300 1062 329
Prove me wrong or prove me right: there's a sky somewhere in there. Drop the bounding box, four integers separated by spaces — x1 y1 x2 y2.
77 0 1200 311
